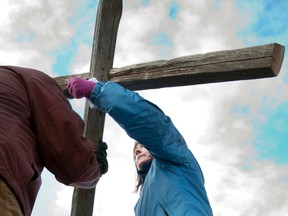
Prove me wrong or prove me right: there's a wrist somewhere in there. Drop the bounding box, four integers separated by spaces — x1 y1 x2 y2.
86 81 97 97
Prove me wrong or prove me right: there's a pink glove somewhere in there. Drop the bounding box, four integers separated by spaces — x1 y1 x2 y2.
67 77 97 98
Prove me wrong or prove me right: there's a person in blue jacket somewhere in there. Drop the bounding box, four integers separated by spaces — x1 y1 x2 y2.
67 78 213 216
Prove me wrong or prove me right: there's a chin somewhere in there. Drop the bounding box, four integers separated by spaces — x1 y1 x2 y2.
137 160 147 170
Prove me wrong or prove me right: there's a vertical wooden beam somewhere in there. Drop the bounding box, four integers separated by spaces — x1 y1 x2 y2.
70 1 122 216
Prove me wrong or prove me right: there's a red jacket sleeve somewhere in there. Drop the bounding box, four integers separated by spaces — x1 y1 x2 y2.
27 72 100 188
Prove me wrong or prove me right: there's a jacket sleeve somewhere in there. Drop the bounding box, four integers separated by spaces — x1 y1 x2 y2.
89 81 193 166
28 72 100 188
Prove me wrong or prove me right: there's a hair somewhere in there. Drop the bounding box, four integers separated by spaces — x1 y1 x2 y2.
133 141 143 193
135 173 143 193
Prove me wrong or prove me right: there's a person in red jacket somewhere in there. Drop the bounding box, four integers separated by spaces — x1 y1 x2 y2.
0 66 108 216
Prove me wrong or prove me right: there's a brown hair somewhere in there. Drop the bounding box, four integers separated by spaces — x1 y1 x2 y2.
135 173 143 193
133 141 143 193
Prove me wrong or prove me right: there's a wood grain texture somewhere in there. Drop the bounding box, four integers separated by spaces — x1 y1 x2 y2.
55 43 285 95
70 1 122 216
109 43 285 90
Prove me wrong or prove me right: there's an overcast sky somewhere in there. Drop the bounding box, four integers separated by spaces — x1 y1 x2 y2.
1 0 288 216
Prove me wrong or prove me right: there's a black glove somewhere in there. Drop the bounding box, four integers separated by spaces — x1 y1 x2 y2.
95 141 108 176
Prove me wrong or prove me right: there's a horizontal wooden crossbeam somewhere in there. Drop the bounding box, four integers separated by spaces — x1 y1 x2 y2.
54 43 285 98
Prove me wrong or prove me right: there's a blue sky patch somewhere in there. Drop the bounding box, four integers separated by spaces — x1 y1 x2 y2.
152 31 173 47
51 0 98 76
168 2 179 20
16 32 35 43
51 43 76 76
236 0 288 42
213 0 222 10
233 105 250 114
140 0 149 6
252 101 288 164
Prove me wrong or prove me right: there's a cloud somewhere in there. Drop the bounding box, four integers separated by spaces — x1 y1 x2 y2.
69 43 91 75
1 0 287 215
0 0 79 74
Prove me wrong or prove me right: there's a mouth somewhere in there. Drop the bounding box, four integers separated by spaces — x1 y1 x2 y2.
137 155 145 160
136 155 147 166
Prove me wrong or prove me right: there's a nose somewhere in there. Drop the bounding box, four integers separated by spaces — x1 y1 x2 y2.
134 148 141 156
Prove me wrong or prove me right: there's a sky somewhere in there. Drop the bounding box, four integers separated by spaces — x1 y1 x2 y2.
0 0 288 215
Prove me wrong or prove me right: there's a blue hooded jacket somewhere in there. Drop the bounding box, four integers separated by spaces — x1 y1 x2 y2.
89 81 213 216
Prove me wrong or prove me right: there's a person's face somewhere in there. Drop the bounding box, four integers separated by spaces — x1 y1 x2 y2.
134 143 153 171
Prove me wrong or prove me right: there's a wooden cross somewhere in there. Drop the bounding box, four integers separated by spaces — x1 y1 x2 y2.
54 1 285 215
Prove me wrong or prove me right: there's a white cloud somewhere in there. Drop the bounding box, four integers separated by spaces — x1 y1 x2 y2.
0 0 12 28
70 44 91 75
54 186 73 215
0 0 79 74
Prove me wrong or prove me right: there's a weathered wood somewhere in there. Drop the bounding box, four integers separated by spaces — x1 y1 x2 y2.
71 188 95 216
55 43 285 96
111 43 285 90
70 1 122 216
